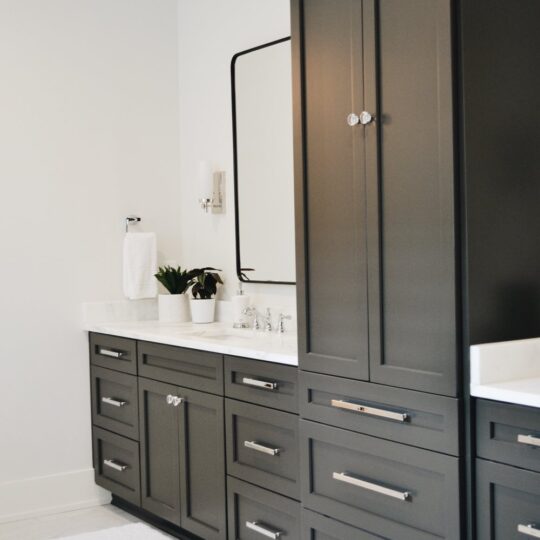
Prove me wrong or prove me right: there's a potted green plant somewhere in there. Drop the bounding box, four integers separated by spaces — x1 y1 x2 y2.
189 267 223 323
154 266 195 323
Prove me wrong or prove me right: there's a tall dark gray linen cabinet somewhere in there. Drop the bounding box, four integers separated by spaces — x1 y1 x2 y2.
295 0 456 396
292 0 540 538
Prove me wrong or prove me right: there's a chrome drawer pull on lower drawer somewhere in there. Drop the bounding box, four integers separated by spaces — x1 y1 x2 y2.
518 524 540 537
244 440 281 456
242 377 278 391
103 459 128 472
331 399 408 422
518 434 540 447
98 348 124 359
101 397 127 407
333 472 410 501
245 521 282 538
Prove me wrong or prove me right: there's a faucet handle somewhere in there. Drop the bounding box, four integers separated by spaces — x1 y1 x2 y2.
277 313 292 334
243 306 261 331
264 308 273 332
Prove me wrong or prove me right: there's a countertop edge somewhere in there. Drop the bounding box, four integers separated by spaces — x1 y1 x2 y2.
470 384 540 409
84 323 299 367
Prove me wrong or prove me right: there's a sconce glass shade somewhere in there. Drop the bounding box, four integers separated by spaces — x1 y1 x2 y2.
198 161 213 199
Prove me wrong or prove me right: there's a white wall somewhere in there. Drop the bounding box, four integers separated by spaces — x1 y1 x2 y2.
0 0 182 521
176 0 297 315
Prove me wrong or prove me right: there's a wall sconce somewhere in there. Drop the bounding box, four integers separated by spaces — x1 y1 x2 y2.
198 161 225 214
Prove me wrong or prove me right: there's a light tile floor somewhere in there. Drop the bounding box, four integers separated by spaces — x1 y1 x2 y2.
0 505 175 540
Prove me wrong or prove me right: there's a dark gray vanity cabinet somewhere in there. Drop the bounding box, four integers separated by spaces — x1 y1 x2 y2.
138 373 227 540
90 334 227 540
475 399 540 539
139 377 182 525
90 333 301 540
292 2 461 534
294 0 457 397
224 357 301 538
178 386 226 540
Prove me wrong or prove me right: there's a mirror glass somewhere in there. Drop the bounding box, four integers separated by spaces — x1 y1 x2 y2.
232 38 295 284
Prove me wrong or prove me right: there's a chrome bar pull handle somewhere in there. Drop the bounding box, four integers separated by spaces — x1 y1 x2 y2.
245 521 282 539
98 348 124 359
244 441 281 456
518 524 540 537
331 399 408 422
518 434 540 447
101 397 127 408
333 472 410 501
242 377 278 391
103 459 128 472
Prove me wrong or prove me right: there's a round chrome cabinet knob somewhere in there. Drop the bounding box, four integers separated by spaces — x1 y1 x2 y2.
359 111 374 125
347 111 375 126
347 113 360 126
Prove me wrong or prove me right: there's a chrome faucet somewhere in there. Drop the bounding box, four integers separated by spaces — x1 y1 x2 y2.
277 313 292 334
264 308 273 332
242 307 260 331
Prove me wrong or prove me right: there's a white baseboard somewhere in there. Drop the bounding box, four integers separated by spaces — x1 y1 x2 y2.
0 468 111 524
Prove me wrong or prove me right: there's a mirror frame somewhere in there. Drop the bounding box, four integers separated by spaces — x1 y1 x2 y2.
231 36 295 286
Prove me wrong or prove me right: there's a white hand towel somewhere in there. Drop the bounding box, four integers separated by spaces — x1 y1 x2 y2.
123 232 158 300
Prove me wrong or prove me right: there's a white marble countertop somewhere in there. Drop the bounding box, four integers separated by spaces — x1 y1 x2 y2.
470 337 540 408
84 320 298 367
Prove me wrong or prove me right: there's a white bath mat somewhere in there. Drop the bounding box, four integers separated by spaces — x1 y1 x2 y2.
57 522 172 539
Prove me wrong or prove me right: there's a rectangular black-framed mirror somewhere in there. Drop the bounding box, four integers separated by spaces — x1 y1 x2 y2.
231 37 296 285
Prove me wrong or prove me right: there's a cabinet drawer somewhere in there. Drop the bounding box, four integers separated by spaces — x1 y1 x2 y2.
91 366 139 440
226 399 299 500
477 399 540 472
300 372 459 455
138 341 223 395
92 427 140 506
227 477 300 539
300 420 460 540
301 509 387 540
225 356 298 413
477 459 540 539
90 333 137 375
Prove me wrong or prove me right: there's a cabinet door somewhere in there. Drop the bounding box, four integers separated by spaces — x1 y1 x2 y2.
476 459 540 540
139 377 181 526
363 0 457 395
295 0 370 380
178 386 226 540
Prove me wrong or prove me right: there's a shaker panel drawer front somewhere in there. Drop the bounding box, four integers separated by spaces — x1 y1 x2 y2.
476 459 540 539
301 509 388 540
226 399 300 500
225 356 298 413
91 366 139 440
300 421 460 540
90 333 137 375
300 372 459 455
477 399 540 472
138 341 223 395
92 427 140 506
227 477 300 539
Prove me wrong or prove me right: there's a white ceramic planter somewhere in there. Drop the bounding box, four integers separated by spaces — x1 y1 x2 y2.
190 298 216 324
158 294 190 323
